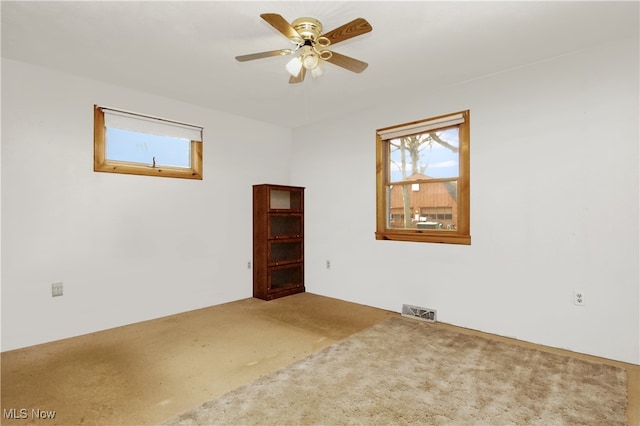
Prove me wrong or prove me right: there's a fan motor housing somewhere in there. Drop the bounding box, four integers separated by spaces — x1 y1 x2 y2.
292 17 323 41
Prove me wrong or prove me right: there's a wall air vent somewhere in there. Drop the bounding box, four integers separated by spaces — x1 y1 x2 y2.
402 304 437 322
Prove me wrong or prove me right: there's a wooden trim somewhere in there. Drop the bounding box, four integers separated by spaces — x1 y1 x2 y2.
388 177 458 185
375 133 387 235
191 140 203 180
94 160 203 180
94 105 106 171
376 230 471 245
457 110 470 236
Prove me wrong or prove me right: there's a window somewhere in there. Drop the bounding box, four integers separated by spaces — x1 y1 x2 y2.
94 105 203 179
376 110 470 244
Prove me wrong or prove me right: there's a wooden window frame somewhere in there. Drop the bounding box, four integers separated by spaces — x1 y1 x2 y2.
375 110 471 245
94 105 203 180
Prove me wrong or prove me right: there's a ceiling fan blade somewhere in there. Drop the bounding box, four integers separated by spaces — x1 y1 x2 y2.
260 13 302 42
289 67 306 84
235 49 293 62
325 51 368 73
322 18 372 46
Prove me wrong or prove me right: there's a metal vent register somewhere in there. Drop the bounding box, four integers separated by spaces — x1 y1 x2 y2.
402 304 437 322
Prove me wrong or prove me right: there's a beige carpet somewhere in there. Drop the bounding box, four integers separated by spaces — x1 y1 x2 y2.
163 317 627 425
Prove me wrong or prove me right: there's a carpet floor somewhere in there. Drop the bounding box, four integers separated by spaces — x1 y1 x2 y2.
164 316 627 425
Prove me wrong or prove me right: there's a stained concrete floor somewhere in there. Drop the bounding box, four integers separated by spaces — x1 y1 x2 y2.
1 292 638 425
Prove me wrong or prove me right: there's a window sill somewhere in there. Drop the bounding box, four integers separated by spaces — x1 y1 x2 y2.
375 231 471 245
95 161 202 180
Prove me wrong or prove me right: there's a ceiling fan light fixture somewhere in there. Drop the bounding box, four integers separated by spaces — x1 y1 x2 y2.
301 49 319 70
285 56 303 77
311 65 323 78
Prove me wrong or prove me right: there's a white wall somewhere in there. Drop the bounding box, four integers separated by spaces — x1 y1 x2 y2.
1 59 293 351
291 38 640 365
2 37 638 365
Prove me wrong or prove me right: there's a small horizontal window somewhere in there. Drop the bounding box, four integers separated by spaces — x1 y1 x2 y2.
94 105 203 179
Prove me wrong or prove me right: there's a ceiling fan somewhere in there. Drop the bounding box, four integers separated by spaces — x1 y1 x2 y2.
235 13 372 84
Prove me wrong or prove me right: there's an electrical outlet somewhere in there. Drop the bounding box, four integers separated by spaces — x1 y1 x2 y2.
326 260 331 269
574 290 584 306
247 261 251 269
52 282 63 297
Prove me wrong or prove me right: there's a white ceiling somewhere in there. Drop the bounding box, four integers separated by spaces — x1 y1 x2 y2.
2 1 638 129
